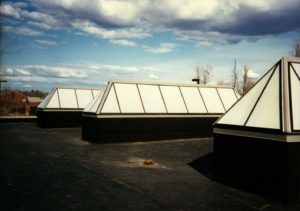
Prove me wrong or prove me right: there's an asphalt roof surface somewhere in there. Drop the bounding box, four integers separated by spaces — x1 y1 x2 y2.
0 123 299 210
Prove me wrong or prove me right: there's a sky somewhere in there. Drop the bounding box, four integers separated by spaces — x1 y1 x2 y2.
0 0 299 92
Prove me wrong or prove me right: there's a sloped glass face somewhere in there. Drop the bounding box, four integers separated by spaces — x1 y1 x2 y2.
76 89 93 108
217 66 275 125
180 87 207 113
160 86 187 113
92 89 100 97
138 85 167 113
58 89 78 108
101 85 120 113
246 67 280 129
292 63 300 77
46 90 60 108
84 89 104 113
199 88 225 113
38 93 50 108
114 83 144 113
290 63 300 130
217 88 238 110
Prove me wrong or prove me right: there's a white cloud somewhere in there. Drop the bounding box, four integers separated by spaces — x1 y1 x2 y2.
243 69 260 79
28 21 52 30
3 26 43 36
0 3 21 19
143 43 177 54
148 73 159 80
1 0 299 47
2 62 162 91
109 39 137 46
13 2 28 8
21 10 58 26
71 20 150 39
35 39 57 46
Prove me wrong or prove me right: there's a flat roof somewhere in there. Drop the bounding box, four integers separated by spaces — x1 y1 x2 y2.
0 122 296 210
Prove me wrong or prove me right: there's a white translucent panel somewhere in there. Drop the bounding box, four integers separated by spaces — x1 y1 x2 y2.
84 89 104 113
180 87 207 113
199 88 225 113
160 86 187 113
290 69 300 130
58 89 78 108
76 89 93 108
217 88 238 111
114 83 144 113
92 89 100 97
138 85 166 113
101 85 120 113
235 92 241 99
46 90 60 108
292 63 300 76
246 68 280 129
38 93 50 108
217 67 275 125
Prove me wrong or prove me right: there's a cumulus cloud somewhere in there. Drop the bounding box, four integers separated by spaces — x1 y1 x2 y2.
143 43 177 54
109 39 137 47
0 3 21 19
27 21 52 30
243 69 260 79
35 39 57 46
2 0 300 45
3 26 43 36
71 20 150 39
2 62 162 91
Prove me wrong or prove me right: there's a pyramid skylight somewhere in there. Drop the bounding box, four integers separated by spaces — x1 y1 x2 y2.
215 57 300 134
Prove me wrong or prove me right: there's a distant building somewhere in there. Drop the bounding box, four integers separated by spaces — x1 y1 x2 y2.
0 91 43 115
25 96 43 115
0 91 27 115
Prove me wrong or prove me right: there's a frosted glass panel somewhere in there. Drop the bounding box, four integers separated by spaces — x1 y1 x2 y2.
292 63 300 77
217 67 275 125
38 94 50 108
160 86 187 113
76 89 93 108
92 89 100 97
180 87 207 113
246 68 280 129
138 85 166 113
217 88 238 110
101 85 120 113
199 88 225 113
86 89 104 113
235 92 241 99
290 69 300 130
58 89 78 108
46 90 60 108
114 83 144 113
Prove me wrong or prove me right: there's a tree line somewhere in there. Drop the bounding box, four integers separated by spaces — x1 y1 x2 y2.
193 39 300 95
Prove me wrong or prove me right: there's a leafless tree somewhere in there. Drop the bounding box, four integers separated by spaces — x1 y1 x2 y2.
289 39 300 57
193 65 213 84
241 64 255 95
232 59 239 90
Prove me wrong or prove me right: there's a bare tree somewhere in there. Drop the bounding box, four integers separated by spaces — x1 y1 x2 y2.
193 65 213 84
232 59 239 90
289 39 300 57
241 64 256 95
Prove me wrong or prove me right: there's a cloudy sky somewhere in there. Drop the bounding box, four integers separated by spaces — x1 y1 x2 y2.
1 0 299 91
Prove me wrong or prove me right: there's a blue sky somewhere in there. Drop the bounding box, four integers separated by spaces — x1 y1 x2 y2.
1 0 299 91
